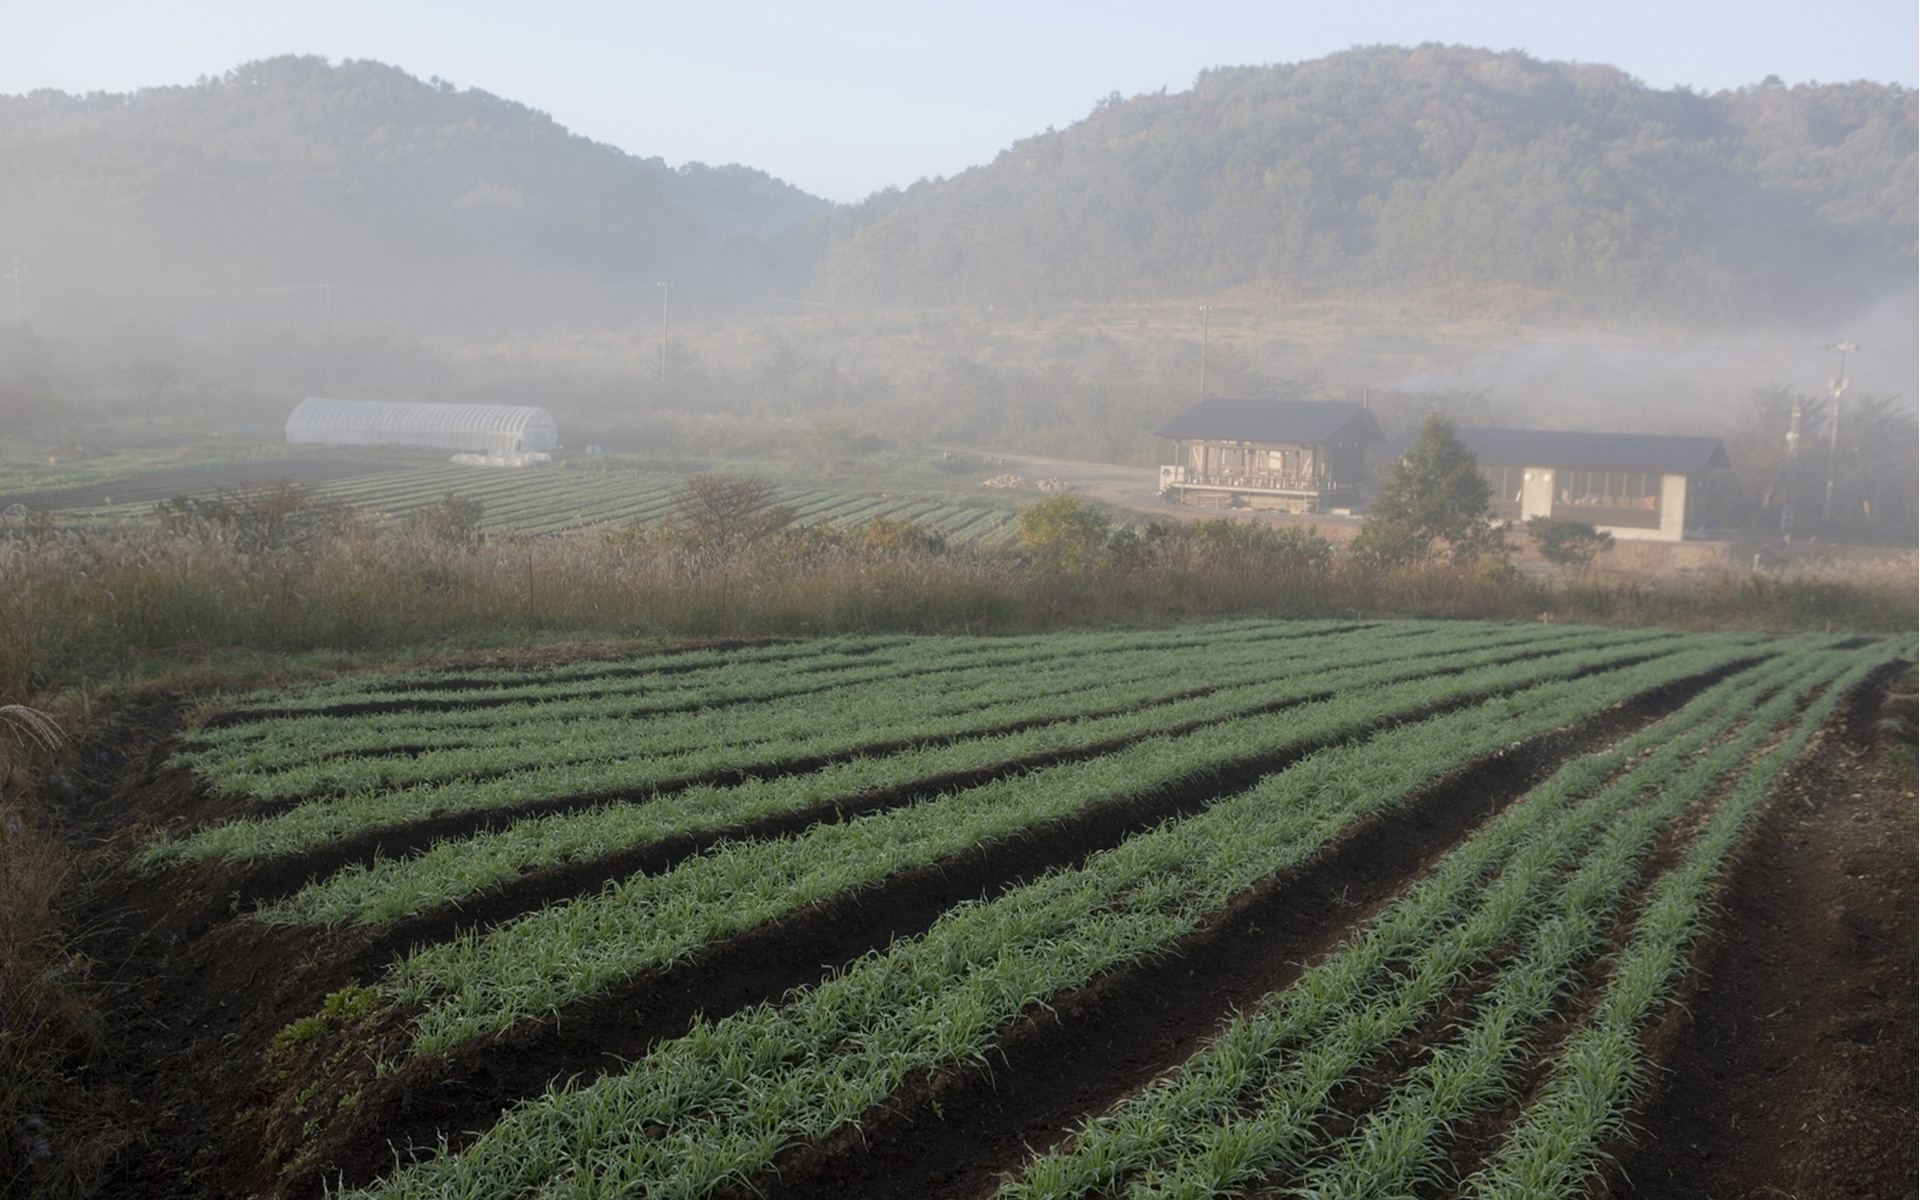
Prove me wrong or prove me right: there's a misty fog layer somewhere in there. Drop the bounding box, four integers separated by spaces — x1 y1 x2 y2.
0 46 1914 541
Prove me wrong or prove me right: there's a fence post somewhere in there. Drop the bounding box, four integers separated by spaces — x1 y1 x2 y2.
527 550 536 642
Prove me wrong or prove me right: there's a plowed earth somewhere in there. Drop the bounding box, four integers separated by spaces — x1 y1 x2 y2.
34 664 1917 1200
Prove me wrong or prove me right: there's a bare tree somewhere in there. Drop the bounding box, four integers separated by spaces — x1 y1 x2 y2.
674 475 789 559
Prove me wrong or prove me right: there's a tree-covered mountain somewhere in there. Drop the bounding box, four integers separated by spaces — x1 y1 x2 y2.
1 46 1912 339
0 56 828 327
817 45 1916 324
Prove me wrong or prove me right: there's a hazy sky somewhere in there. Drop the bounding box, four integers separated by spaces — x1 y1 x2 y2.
9 0 1917 201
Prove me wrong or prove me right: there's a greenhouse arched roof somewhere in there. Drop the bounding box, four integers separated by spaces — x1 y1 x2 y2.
285 398 559 454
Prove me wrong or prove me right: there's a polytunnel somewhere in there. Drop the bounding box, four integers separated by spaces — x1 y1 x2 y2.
285 398 560 454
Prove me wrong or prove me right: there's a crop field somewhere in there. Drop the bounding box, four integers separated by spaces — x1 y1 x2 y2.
0 449 1026 542
67 619 1911 1199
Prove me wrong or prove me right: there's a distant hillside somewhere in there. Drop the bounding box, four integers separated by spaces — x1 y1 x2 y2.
816 46 1917 324
0 56 828 327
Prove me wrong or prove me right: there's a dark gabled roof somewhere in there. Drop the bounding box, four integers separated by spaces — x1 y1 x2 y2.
1156 398 1386 446
1383 425 1731 475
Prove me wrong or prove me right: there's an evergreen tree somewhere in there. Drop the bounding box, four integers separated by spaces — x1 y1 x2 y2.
1352 414 1506 566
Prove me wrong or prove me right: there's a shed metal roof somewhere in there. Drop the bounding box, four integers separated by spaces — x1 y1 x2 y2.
1156 398 1386 445
1384 425 1730 475
286 398 559 453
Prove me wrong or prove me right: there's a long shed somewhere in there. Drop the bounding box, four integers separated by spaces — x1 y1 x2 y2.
285 398 560 455
1156 398 1386 513
1384 425 1730 542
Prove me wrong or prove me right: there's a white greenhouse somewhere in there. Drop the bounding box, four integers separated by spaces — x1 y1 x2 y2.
285 398 560 455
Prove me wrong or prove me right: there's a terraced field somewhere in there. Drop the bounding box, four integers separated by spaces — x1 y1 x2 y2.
77 620 1911 1199
3 452 1026 542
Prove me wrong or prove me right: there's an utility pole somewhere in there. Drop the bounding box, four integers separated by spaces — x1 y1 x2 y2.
1821 341 1856 523
1781 392 1803 542
1198 305 1212 400
322 283 334 394
657 282 673 387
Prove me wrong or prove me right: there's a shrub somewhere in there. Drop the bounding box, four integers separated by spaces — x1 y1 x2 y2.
1526 517 1614 567
1017 494 1111 572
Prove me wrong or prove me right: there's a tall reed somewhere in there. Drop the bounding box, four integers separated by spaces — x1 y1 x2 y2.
1 521 1912 688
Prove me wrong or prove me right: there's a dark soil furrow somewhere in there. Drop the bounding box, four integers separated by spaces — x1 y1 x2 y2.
184 625 1393 782
200 626 1372 726
212 686 1231 913
1262 690 1792 1199
1425 730 1777 1196
294 658 1744 1199
229 675 1219 768
198 650 902 729
1600 662 1916 1200
1246 952 1515 1199
201 638 1641 916
195 638 821 725
718 661 1749 1200
347 648 1684 968
1418 667 1899 1197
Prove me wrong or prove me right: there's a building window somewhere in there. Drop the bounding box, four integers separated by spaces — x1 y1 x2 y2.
1557 469 1658 510
1478 464 1525 504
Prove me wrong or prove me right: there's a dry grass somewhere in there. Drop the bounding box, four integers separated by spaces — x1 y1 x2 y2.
0 708 123 1200
3 520 1910 689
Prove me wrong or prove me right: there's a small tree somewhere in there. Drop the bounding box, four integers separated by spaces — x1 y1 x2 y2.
406 491 486 545
1351 414 1506 566
1525 517 1614 568
1189 519 1333 574
860 517 946 556
1017 493 1111 572
675 475 790 559
154 481 349 555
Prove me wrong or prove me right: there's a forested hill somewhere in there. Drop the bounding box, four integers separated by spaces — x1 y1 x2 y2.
0 57 828 325
4 49 1912 334
817 46 1917 324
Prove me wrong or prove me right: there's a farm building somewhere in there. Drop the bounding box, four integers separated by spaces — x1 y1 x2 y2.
285 398 560 456
1385 425 1731 542
1157 398 1386 513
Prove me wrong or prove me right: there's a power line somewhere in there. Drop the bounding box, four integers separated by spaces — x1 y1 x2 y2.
671 283 842 308
43 282 333 296
1197 305 1212 401
657 282 672 387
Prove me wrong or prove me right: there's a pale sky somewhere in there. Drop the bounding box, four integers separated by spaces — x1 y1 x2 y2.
7 1 1916 201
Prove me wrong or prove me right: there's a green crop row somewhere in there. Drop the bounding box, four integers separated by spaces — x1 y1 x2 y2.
187 618 1344 729
184 621 1456 793
386 638 1725 1055
260 627 1668 923
206 630 925 713
1004 637 1896 1200
1461 647 1891 1198
993 643 1835 1199
269 462 1025 543
207 622 1601 801
334 641 1757 1200
155 624 1619 865
1156 651 1853 1200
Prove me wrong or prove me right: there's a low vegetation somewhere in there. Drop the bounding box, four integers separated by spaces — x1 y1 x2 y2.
82 622 1906 1199
5 476 1912 699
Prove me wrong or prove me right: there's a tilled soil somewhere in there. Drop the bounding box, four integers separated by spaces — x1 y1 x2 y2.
1604 694 1918 1200
35 666 1918 1200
